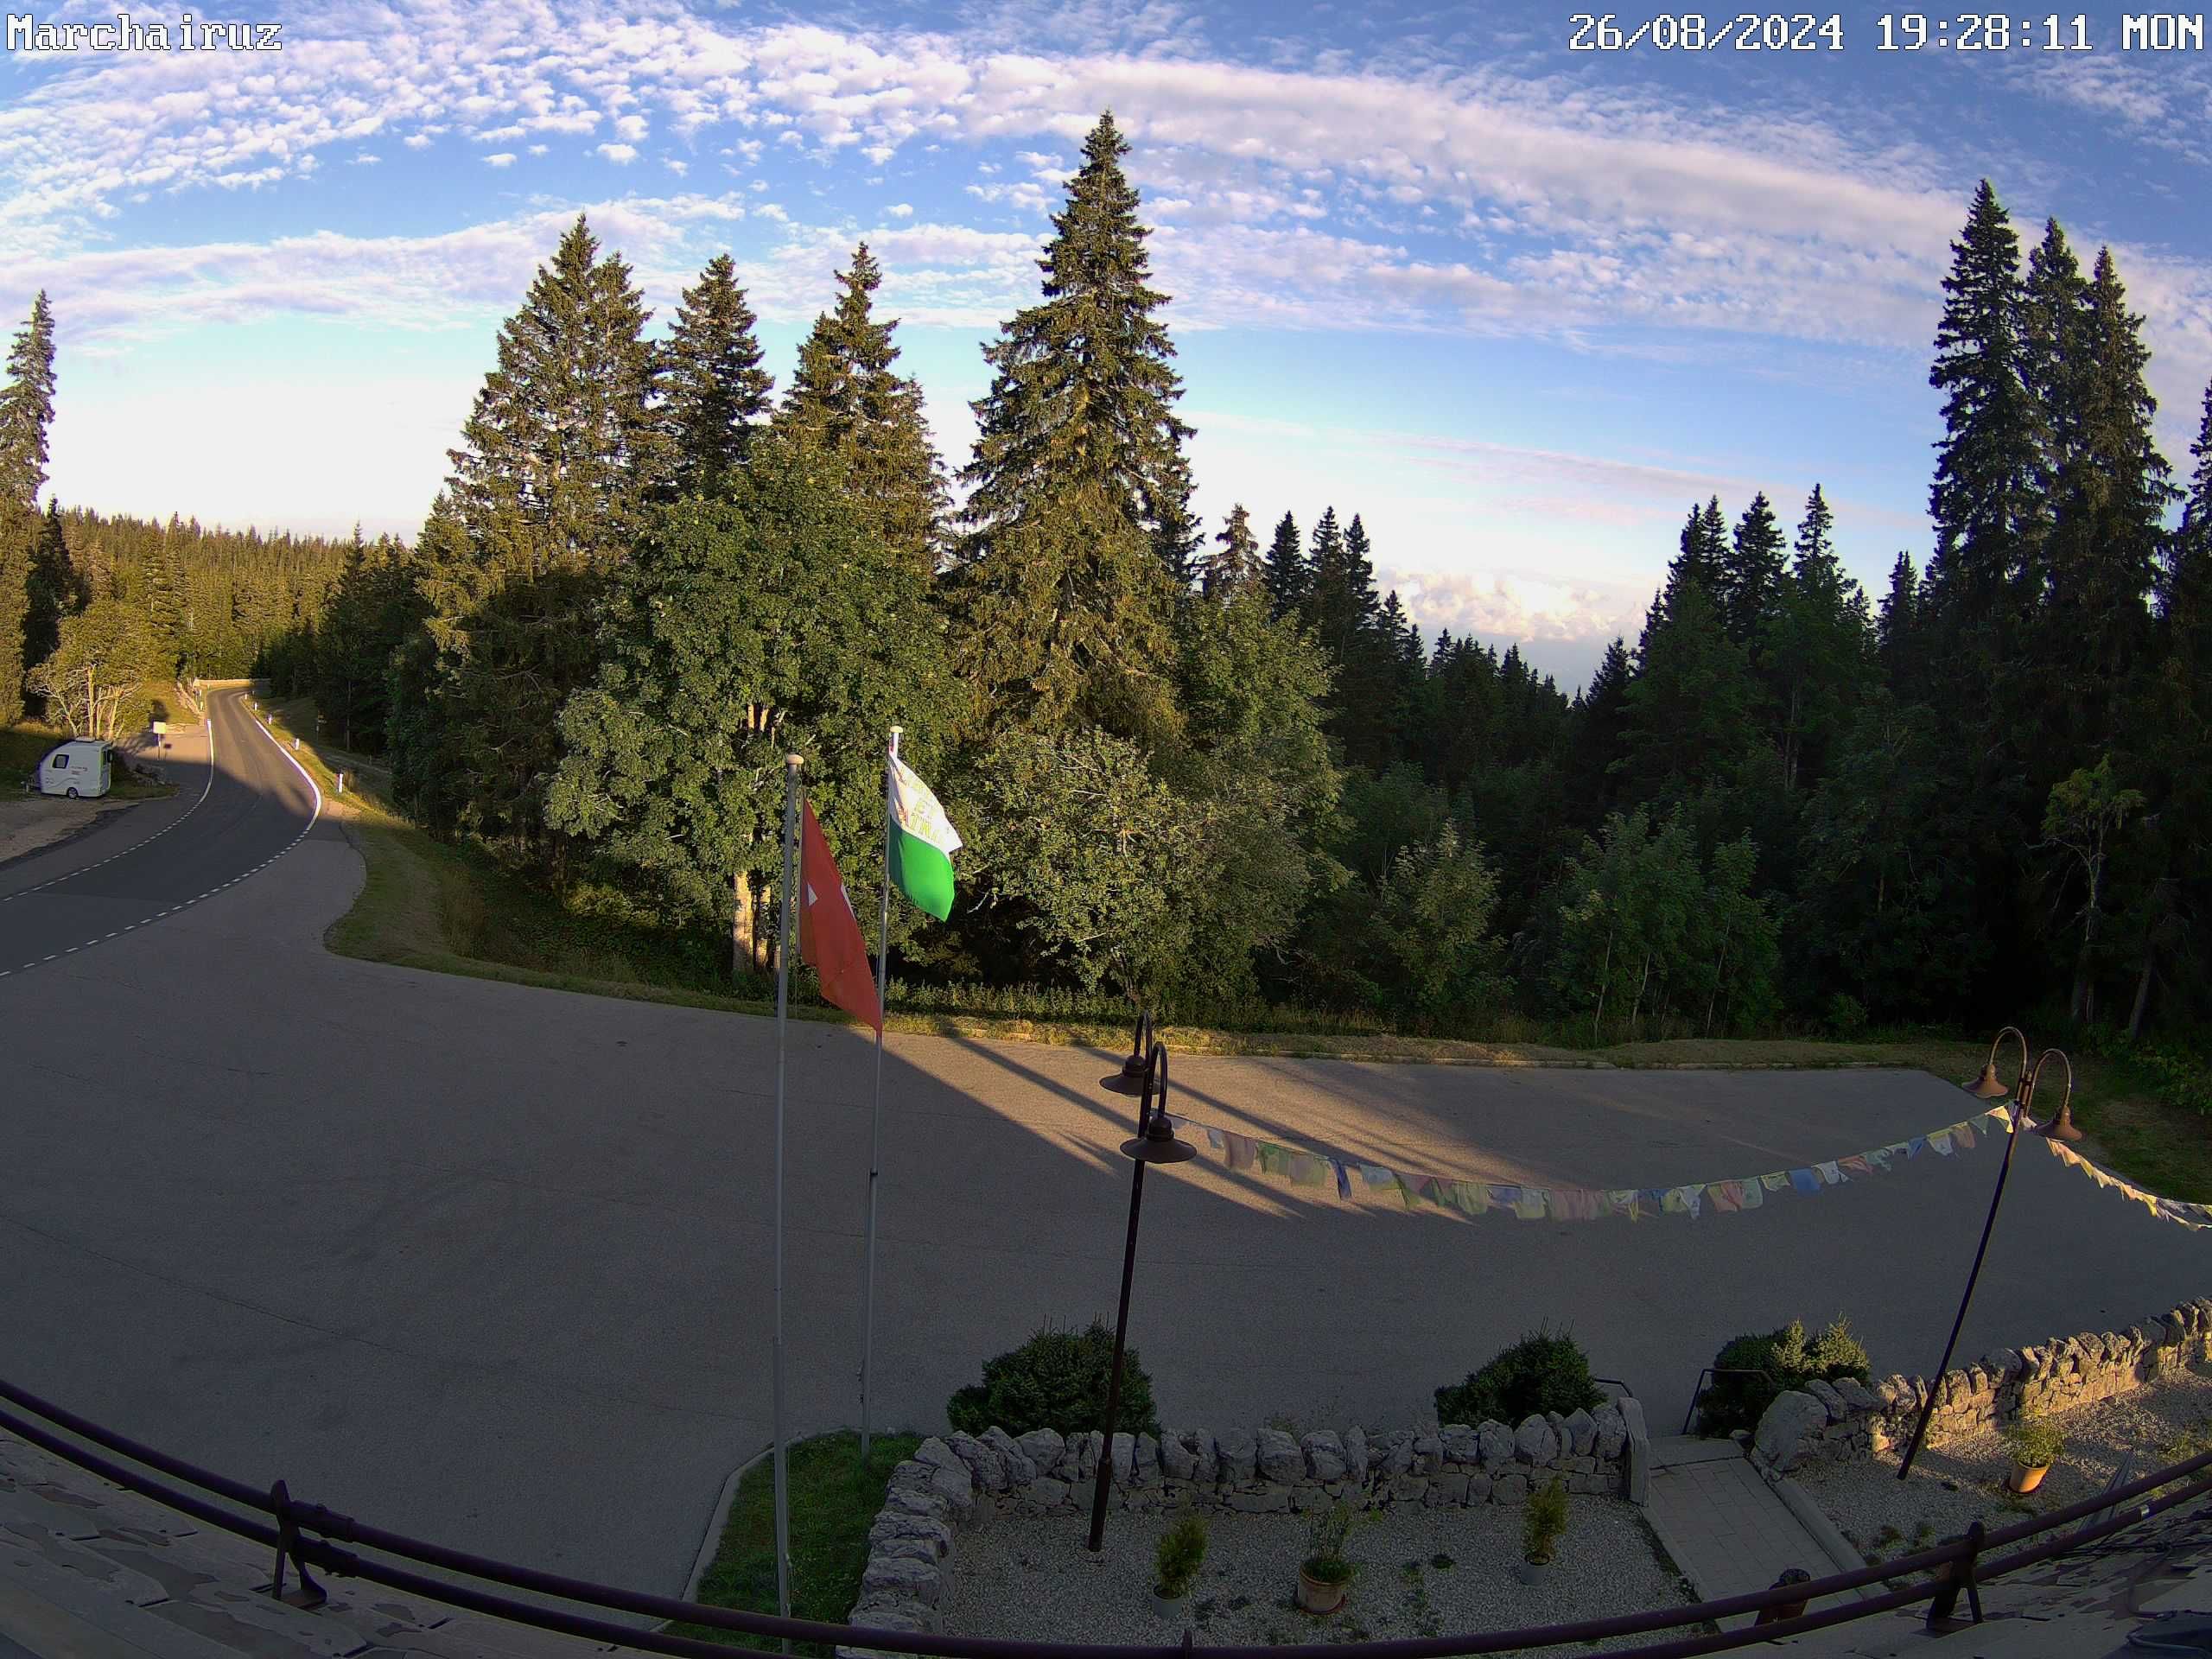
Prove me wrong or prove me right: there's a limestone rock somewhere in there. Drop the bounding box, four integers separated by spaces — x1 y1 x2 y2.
1194 1433 1218 1485
1478 1421 1516 1469
861 1554 942 1607
1136 1433 1160 1484
1465 1472 1492 1503
1229 1486 1292 1513
1428 1469 1469 1505
1515 1416 1560 1464
884 1485 951 1522
1752 1390 1830 1473
1017 1428 1065 1472
1381 1433 1414 1477
1440 1425 1482 1465
948 1431 1006 1492
1563 1408 1597 1457
1110 1432 1136 1484
1160 1431 1197 1481
1344 1426 1369 1484
1029 1476 1070 1507
1256 1428 1304 1484
980 1427 1036 1486
1491 1473 1529 1504
1592 1404 1627 1460
868 1514 954 1561
1804 1379 1847 1423
915 1438 964 1476
1303 1431 1347 1481
927 1464 974 1522
1216 1427 1258 1484
1414 1433 1443 1474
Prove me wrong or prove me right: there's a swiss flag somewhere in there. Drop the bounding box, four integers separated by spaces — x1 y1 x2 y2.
799 800 883 1033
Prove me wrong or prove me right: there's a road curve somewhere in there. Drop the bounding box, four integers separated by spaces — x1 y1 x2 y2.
0 690 319 977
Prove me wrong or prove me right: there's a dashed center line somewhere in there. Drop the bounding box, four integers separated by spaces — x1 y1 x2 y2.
0 695 325 981
0 709 219 905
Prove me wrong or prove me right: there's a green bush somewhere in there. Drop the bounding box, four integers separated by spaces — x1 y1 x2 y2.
1301 1502 1358 1584
1522 1477 1568 1564
1433 1328 1604 1427
945 1319 1159 1440
1699 1317 1870 1436
1154 1513 1208 1598
1822 992 1869 1038
2002 1418 2063 1469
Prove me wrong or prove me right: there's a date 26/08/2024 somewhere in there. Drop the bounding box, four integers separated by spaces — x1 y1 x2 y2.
1567 13 2204 52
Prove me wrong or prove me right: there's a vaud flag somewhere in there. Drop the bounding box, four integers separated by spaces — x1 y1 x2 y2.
887 756 962 920
799 801 883 1033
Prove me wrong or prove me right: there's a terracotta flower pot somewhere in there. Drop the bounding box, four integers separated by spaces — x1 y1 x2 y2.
2009 1461 2050 1493
1296 1569 1348 1616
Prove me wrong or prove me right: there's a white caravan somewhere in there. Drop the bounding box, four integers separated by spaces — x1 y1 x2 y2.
36 740 112 798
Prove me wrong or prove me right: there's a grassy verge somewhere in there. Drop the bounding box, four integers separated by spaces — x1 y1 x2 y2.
3 718 175 799
246 687 2210 1202
673 1432 923 1655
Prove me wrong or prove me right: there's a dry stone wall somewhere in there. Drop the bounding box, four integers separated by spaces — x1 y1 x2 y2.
1749 1295 2212 1476
844 1404 1643 1650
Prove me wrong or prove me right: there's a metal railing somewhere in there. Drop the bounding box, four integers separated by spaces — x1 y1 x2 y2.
3 1370 2210 1658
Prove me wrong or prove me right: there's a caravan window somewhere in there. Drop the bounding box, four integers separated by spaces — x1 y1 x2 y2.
52 753 69 769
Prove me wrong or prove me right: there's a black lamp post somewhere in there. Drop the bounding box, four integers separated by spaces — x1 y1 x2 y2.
1897 1029 2074 1478
1086 1040 1192 1553
1103 1008 1154 1096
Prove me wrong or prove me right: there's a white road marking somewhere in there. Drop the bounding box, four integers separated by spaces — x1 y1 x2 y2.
0 706 220 905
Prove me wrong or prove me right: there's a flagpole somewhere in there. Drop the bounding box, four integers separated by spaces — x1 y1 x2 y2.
772 753 801 1645
861 727 901 1465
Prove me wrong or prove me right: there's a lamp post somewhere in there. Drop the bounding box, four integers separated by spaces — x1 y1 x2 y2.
1897 1029 2074 1478
1087 1040 1192 1553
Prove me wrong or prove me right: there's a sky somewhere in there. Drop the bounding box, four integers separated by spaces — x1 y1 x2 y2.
3 1 2209 692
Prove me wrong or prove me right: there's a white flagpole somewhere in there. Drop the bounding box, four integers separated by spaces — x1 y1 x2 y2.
861 727 900 1463
772 753 801 1643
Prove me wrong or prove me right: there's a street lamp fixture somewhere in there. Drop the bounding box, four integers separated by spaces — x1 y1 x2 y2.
2030 1049 2082 1142
1086 1040 1191 1554
1102 1007 1154 1096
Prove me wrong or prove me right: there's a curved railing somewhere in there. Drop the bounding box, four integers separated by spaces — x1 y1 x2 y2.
3 1370 2209 1658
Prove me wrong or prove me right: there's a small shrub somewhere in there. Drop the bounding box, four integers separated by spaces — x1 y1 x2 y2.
945 1319 1159 1439
1699 1316 1870 1437
1522 1477 1568 1564
1822 992 1869 1038
1301 1502 1358 1585
1433 1328 1604 1427
1155 1514 1208 1598
2002 1419 2064 1470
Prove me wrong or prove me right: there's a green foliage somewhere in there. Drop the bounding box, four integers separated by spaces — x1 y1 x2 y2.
1154 1513 1208 1598
1700 1318 1869 1437
1363 825 1510 1024
944 1319 1158 1440
1823 992 1870 1038
661 252 773 500
28 595 168 740
1522 1477 1568 1564
1301 1502 1358 1583
2001 1418 2063 1469
1433 1329 1604 1428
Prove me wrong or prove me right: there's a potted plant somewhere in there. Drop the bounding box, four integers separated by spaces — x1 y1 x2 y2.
1516 1478 1568 1583
1296 1502 1358 1615
1153 1513 1208 1618
2002 1419 2063 1493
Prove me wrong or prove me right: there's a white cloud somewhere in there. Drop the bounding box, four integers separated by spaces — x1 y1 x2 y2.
350 152 379 165
483 152 517 168
663 156 689 175
596 142 639 164
887 201 913 217
614 114 650 142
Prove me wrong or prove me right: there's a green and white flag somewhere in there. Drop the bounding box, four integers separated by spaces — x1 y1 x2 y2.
888 756 961 920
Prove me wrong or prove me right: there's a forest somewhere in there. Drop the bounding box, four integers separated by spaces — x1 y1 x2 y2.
3 115 2207 1052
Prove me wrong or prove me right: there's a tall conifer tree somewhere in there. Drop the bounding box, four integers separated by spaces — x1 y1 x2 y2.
1262 511 1306 617
1717 491 1786 645
1206 503 1261 597
779 244 946 575
661 253 772 499
952 111 1194 739
0 292 56 724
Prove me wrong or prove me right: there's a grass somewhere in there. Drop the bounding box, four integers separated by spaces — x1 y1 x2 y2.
242 682 2212 1203
671 1431 923 1655
3 716 175 800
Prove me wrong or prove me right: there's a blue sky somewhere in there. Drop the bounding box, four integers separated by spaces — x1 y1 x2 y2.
3 1 2209 690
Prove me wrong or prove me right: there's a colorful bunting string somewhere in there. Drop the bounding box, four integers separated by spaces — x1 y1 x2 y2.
1151 1104 2021 1224
2041 1135 2212 1230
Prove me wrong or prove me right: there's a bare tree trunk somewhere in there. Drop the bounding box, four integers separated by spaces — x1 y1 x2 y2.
1704 924 1732 1038
2127 950 2155 1040
1628 949 1652 1039
1592 925 1615 1046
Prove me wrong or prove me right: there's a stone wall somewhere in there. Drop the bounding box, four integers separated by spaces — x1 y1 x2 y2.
845 1402 1647 1649
1749 1295 2212 1476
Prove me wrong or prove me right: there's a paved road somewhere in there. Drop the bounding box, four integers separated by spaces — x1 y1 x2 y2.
1 695 2206 1597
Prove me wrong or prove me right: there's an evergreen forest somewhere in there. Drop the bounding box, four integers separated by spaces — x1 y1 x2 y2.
6 118 2209 1053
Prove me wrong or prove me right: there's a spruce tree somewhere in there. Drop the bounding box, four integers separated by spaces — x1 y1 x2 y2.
0 292 56 725
1877 552 1921 693
1206 502 1261 597
1758 485 1871 792
661 253 772 499
1262 511 1306 617
1562 638 1632 833
403 216 666 849
958 108 1197 613
778 244 947 575
2019 218 2088 543
1716 491 1786 645
23 495 82 673
1926 181 2037 622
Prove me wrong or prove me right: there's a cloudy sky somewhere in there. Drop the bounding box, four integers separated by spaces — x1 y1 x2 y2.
4 0 2209 689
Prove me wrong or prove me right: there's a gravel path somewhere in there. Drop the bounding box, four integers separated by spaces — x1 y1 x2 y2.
1797 1366 2212 1572
936 1501 1696 1649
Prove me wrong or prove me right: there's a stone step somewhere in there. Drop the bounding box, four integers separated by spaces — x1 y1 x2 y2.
1647 1434 1745 1469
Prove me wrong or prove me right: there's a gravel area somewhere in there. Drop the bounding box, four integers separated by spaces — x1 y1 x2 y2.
936 1501 1695 1649
1797 1364 2212 1573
